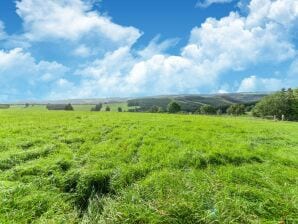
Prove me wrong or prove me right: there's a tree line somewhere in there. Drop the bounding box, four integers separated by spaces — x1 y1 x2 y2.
135 88 298 121
252 88 298 121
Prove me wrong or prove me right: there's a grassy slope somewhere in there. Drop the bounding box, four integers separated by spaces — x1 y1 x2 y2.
0 111 297 223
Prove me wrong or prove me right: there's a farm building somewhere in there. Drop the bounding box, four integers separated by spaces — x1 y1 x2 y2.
46 104 73 111
0 104 10 109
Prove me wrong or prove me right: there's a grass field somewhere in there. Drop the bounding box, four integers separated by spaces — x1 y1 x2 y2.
0 110 297 223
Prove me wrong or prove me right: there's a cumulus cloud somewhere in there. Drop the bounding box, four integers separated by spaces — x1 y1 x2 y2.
73 45 92 57
48 0 298 99
196 0 234 8
0 21 6 40
0 48 68 100
246 0 298 28
137 36 179 59
15 0 142 58
237 76 284 92
1 0 298 100
185 11 295 70
238 58 298 93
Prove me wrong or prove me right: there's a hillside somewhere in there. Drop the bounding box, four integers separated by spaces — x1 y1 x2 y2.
0 110 297 223
127 93 268 112
10 92 268 109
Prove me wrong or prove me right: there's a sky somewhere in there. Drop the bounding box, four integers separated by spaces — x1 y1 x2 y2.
0 0 297 101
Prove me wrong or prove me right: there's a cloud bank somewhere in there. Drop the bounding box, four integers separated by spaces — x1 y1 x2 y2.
0 0 298 101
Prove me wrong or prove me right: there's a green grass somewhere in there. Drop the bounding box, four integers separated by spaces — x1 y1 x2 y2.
0 111 297 223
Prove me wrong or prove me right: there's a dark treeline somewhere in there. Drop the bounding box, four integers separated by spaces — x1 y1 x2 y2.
128 101 251 115
0 104 10 109
46 104 73 111
128 88 298 121
3 89 297 121
252 88 298 121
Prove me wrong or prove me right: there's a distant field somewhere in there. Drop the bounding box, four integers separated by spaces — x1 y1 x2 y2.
0 111 297 223
7 102 132 112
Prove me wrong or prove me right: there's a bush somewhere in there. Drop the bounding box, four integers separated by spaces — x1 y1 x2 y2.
227 104 245 116
167 102 181 113
65 104 74 111
91 103 102 112
105 106 111 112
199 105 217 115
117 107 122 112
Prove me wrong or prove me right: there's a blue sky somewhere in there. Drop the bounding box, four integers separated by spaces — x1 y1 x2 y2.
0 0 297 101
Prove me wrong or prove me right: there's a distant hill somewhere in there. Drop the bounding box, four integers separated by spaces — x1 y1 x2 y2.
10 92 268 113
127 92 268 112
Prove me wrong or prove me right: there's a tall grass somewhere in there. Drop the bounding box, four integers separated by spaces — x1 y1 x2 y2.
0 111 297 223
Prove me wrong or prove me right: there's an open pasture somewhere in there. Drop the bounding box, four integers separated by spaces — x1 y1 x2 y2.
0 111 297 223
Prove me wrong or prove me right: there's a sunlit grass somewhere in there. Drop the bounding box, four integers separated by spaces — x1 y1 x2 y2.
0 111 297 223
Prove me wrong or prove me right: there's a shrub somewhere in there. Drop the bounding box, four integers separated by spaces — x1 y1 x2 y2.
65 104 74 111
167 102 181 113
227 104 245 116
91 103 102 112
118 107 122 112
105 106 111 112
199 105 217 115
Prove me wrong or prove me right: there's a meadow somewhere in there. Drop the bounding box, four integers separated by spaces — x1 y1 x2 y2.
0 110 297 223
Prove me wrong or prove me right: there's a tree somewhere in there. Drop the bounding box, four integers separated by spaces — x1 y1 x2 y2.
252 88 298 120
167 101 181 113
91 103 102 111
199 105 216 115
105 106 111 112
150 105 160 113
227 104 245 116
118 107 122 112
65 104 74 111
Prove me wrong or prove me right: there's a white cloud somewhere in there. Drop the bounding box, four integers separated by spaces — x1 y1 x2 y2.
51 50 219 99
2 0 298 100
73 45 91 57
137 36 179 59
246 0 298 28
184 11 295 70
16 0 142 53
0 21 7 40
237 75 284 92
48 0 298 99
0 48 68 100
76 47 135 79
196 0 234 8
